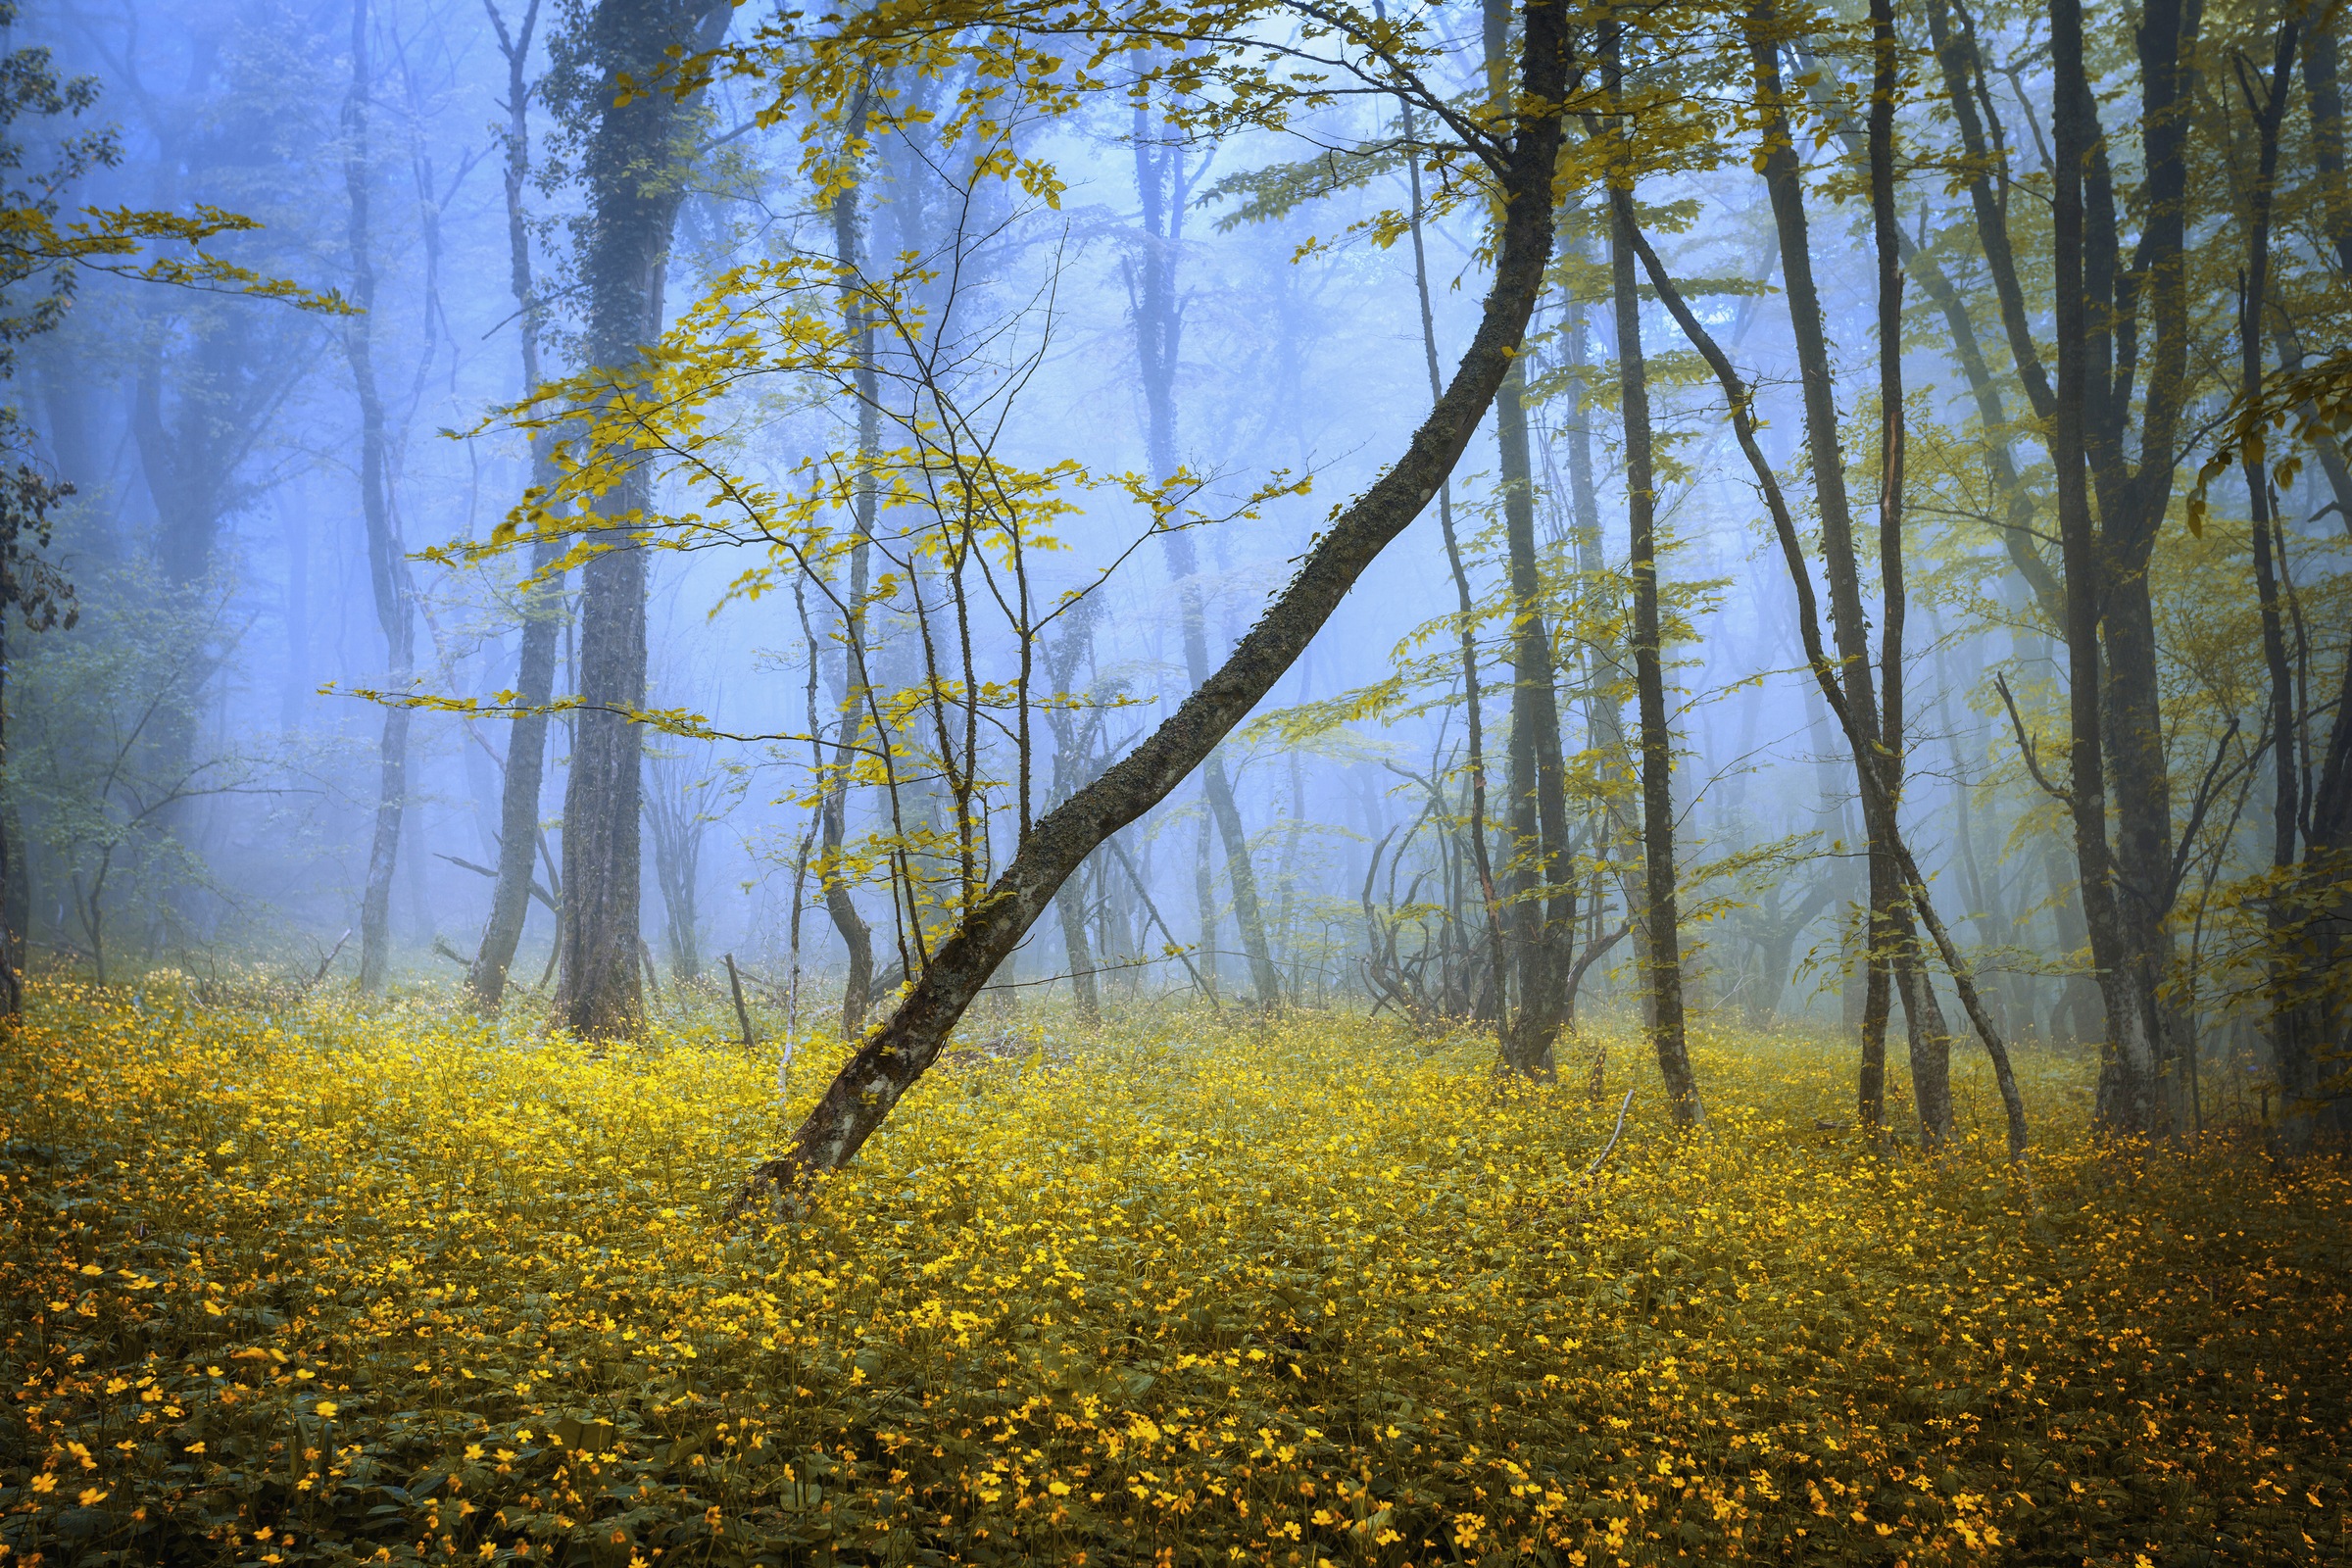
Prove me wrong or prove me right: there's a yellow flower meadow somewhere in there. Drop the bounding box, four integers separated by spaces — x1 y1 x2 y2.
0 979 2343 1566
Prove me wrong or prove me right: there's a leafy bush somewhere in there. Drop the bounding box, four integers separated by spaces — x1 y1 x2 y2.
0 985 2343 1566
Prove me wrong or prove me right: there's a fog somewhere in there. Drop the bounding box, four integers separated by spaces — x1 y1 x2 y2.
5 0 2344 1139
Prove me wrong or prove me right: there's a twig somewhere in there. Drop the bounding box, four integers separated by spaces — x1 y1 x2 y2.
1587 1089 1635 1177
724 953 758 1052
309 929 351 987
436 852 558 912
1993 671 2073 806
2161 715 2247 909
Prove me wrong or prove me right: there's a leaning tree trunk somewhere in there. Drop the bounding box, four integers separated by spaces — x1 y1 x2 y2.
344 0 413 995
735 0 1570 1208
470 0 564 1011
1603 66 1700 1128
554 0 731 1039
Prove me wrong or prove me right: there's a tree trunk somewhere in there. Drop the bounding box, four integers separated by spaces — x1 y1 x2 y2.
822 81 880 1039
1496 356 1572 1077
1868 0 1953 1146
1560 225 1649 1028
2049 0 2167 1132
1131 103 1281 1007
735 0 1570 1206
1748 0 1947 1134
344 0 412 995
1401 111 1508 1028
1604 102 1700 1129
2237 18 2317 1136
553 0 729 1039
1484 0 1571 1073
0 612 18 1019
470 0 564 1012
1616 193 2031 1162
1044 596 1105 1025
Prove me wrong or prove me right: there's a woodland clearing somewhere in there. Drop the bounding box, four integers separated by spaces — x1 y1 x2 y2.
0 984 2345 1568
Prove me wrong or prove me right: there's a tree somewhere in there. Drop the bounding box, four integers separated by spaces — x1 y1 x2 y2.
1486 0 1575 1078
467 0 569 1012
343 0 416 993
551 0 731 1039
1744 0 1949 1142
1600 15 1699 1127
729 0 1578 1206
0 2 335 1013
1128 82 1284 1010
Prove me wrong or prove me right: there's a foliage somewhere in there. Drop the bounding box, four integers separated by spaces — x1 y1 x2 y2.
3 568 267 984
0 990 2344 1566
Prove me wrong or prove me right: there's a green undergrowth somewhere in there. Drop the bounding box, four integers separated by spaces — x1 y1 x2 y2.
0 983 2344 1567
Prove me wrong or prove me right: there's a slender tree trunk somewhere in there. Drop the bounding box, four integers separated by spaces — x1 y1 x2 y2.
0 612 18 1019
1604 41 1699 1126
1131 104 1280 1006
736 1 1570 1205
2295 15 2352 1131
1749 0 1944 1132
2238 17 2315 1134
1496 355 1573 1077
1561 225 1649 1024
344 0 412 995
823 84 880 1039
1401 88 1508 1029
1044 595 1104 1025
1615 201 2031 1162
554 0 729 1039
1869 0 1953 1145
470 0 564 1011
1484 0 1571 1074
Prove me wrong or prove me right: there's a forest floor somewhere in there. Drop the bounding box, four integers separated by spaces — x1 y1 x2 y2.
0 980 2345 1568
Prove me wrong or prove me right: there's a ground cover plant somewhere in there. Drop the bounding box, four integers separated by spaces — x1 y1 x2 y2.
0 985 2345 1568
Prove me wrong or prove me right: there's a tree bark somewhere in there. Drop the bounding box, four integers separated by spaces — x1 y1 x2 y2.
2049 0 2167 1133
1604 87 1700 1128
553 0 730 1039
735 0 1571 1207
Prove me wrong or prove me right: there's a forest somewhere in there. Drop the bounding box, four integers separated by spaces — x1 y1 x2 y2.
0 0 2347 1560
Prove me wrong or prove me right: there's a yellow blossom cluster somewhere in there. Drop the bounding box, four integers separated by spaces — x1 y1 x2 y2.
0 980 2343 1566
